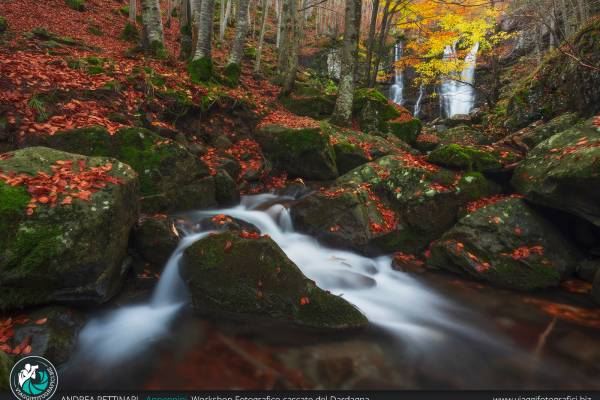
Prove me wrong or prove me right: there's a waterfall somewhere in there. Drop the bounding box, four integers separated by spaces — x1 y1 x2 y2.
390 42 404 105
414 83 426 118
440 42 479 118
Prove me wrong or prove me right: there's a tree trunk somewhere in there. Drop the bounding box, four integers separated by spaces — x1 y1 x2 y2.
228 0 251 65
276 0 283 47
141 0 165 51
193 0 216 59
280 0 302 96
129 0 137 23
331 0 362 125
364 0 380 83
369 0 391 87
277 0 292 73
219 0 232 41
254 0 270 72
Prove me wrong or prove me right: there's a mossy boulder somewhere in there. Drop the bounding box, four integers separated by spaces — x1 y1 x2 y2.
188 57 213 83
352 88 401 133
512 120 600 227
12 306 85 365
255 124 338 180
506 19 600 129
0 351 12 390
325 122 408 174
181 231 368 330
0 147 138 310
214 170 240 206
37 126 215 212
438 125 492 146
519 112 582 149
428 144 519 173
132 215 180 266
293 155 500 254
429 198 578 290
388 118 422 145
281 94 336 120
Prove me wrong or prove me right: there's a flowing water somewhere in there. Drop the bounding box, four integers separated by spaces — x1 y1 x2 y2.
414 83 426 118
62 194 600 389
440 42 479 118
390 43 404 105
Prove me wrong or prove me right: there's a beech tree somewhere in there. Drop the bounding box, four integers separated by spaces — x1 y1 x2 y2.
226 0 252 85
129 0 137 23
331 0 362 125
141 0 165 57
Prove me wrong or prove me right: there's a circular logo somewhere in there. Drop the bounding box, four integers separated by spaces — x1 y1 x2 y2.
9 356 58 400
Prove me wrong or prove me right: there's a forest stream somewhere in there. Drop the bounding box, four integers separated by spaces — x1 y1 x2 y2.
59 193 600 390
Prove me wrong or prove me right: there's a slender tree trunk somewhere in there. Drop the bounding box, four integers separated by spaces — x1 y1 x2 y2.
193 0 216 59
331 0 361 125
220 0 232 41
278 0 292 72
280 0 301 96
276 0 283 47
364 0 380 83
141 0 165 50
228 0 251 65
255 0 270 72
129 0 137 23
369 0 391 87
167 0 173 26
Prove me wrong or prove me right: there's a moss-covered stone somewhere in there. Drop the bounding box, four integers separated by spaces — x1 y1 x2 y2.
188 57 213 83
214 170 240 206
512 121 600 227
388 118 422 145
280 94 336 120
427 144 510 172
223 62 242 87
438 125 492 146
352 88 401 133
132 215 180 266
255 124 338 180
519 112 582 149
429 198 578 290
37 126 214 213
0 147 138 310
181 232 368 330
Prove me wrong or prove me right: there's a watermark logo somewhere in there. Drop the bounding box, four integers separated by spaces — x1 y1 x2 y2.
9 356 58 400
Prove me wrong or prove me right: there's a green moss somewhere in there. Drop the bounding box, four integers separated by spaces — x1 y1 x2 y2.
87 65 104 75
388 119 422 144
187 57 213 83
280 94 335 120
119 5 129 16
87 24 103 36
278 127 329 155
353 88 400 121
65 0 85 11
0 351 13 390
0 16 7 33
4 225 62 279
484 260 561 291
149 40 167 59
120 22 139 42
428 144 500 172
223 62 241 87
28 94 49 122
0 182 29 253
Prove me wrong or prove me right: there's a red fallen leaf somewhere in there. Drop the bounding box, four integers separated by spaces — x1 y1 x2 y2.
514 227 522 235
61 196 72 205
299 297 310 306
224 240 233 253
256 290 263 299
38 196 49 204
35 318 47 325
22 345 32 355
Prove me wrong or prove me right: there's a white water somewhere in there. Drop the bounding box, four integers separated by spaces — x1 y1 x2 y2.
390 43 404 105
72 193 510 368
414 83 426 118
440 42 479 118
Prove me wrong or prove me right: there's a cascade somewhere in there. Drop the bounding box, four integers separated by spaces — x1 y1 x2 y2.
440 42 479 117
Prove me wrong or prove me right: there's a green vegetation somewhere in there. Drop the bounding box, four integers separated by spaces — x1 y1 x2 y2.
65 0 85 11
188 57 214 83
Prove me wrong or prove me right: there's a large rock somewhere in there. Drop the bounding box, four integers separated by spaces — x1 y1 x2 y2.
293 154 500 254
37 126 215 212
352 88 401 133
512 120 600 227
438 125 493 147
428 144 521 173
429 198 578 290
519 113 582 149
181 231 368 330
506 19 600 129
0 351 12 390
132 215 180 266
0 147 138 310
255 124 338 180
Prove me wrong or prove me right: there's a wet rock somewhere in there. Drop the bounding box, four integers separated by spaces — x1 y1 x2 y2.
255 124 338 180
36 126 214 213
443 114 473 127
388 118 422 145
198 214 260 233
512 120 600 227
214 170 240 206
213 135 233 151
0 351 12 390
576 259 600 283
12 306 85 365
0 147 138 310
519 113 582 149
215 157 242 180
132 215 180 266
181 231 367 329
438 125 493 146
281 93 336 120
293 155 500 254
429 198 578 290
506 19 600 129
352 88 402 134
427 144 521 173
